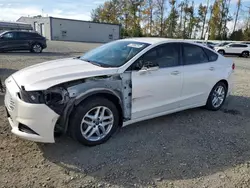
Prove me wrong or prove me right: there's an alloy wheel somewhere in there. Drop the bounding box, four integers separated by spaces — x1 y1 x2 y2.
212 85 225 108
242 52 248 58
33 44 42 53
80 106 114 142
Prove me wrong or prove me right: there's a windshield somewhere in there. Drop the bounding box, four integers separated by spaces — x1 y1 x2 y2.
0 31 6 36
80 40 150 67
216 42 230 47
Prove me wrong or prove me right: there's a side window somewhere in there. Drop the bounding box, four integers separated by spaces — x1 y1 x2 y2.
17 32 29 39
204 48 218 62
131 43 180 70
31 33 42 38
240 44 248 48
183 43 208 65
2 32 14 39
229 44 245 47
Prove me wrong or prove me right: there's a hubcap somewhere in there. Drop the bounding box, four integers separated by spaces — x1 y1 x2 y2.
243 52 248 57
80 106 114 142
33 44 41 52
212 86 225 108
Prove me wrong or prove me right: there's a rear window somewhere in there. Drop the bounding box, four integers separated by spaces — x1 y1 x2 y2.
204 48 218 62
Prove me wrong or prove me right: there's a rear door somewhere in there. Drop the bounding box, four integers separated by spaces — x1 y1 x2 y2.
16 32 32 50
180 43 215 107
225 44 246 54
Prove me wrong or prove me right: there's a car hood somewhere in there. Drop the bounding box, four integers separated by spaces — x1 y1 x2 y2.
11 57 119 91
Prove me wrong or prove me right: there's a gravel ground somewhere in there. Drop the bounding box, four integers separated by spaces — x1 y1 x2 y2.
1 41 250 188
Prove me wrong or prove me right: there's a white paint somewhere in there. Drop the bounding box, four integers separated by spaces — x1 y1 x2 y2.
4 76 59 143
5 38 234 143
214 43 250 55
131 66 183 119
11 58 119 91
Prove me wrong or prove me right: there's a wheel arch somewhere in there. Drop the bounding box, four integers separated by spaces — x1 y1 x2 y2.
206 79 229 101
61 89 124 134
31 41 42 47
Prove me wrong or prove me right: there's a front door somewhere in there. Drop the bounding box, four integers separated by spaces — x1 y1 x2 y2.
0 32 17 51
130 43 183 119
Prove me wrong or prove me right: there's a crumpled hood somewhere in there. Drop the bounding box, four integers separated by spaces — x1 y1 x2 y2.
11 58 118 91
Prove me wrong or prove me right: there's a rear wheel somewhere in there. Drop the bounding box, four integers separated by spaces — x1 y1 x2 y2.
241 51 249 58
69 97 120 146
205 82 227 111
30 43 42 53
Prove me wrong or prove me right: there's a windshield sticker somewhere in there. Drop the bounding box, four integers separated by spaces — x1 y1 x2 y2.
127 43 144 48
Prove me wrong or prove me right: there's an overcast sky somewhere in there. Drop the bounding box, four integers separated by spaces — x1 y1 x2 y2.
0 0 250 31
0 0 106 21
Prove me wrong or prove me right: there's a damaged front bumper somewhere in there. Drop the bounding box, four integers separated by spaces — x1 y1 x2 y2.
4 76 59 143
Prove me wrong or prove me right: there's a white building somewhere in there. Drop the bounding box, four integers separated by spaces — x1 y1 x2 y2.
17 16 121 43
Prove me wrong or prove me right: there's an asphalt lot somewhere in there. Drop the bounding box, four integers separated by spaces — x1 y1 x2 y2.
1 41 250 188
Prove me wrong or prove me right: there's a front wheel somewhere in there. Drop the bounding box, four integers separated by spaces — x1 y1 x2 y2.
30 43 43 53
218 50 225 55
205 82 227 111
69 97 120 146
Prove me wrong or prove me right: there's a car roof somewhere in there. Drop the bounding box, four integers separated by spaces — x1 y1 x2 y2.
120 37 190 45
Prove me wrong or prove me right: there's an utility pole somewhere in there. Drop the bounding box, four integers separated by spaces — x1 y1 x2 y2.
233 0 241 33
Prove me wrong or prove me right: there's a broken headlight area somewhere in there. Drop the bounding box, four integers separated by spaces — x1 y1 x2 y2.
44 87 69 114
19 87 69 114
19 90 45 103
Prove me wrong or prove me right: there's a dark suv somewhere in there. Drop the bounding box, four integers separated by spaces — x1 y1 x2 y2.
0 31 47 53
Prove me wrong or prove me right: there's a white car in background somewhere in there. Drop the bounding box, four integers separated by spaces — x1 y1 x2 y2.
214 43 250 57
4 38 234 146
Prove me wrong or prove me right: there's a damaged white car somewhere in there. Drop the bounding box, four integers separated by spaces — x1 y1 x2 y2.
4 38 234 146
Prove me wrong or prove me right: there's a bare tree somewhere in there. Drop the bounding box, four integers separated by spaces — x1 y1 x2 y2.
200 0 209 39
155 0 166 36
233 0 241 33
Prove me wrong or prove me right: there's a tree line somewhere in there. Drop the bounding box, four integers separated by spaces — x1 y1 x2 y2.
91 0 250 41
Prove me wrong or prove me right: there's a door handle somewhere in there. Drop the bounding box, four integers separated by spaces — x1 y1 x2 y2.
171 71 180 75
209 67 215 71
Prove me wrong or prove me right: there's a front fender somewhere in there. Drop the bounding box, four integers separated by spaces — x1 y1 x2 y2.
74 88 123 106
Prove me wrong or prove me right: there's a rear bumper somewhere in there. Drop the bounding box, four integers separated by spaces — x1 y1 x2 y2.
4 76 59 143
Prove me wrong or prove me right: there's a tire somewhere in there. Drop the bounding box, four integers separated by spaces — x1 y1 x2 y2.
69 97 120 146
241 51 249 58
30 43 43 53
205 82 227 111
218 50 225 55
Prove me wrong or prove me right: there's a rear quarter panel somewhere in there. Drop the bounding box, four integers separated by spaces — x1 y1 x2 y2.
210 55 234 95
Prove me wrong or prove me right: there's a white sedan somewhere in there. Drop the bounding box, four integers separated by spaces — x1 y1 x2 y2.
4 38 234 146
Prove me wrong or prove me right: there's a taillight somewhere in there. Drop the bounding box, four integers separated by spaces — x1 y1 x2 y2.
232 63 235 70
